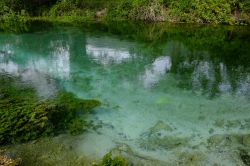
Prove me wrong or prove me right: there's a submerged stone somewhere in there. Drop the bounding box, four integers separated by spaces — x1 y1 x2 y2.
149 120 173 133
0 137 84 166
140 120 173 139
140 135 188 151
178 151 205 166
207 134 250 149
138 120 184 150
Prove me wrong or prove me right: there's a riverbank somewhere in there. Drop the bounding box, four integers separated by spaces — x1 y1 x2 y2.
0 0 250 26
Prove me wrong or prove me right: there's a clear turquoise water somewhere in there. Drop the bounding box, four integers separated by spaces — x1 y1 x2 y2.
1 23 250 165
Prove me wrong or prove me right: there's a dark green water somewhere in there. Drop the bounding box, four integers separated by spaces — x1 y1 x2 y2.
0 22 250 165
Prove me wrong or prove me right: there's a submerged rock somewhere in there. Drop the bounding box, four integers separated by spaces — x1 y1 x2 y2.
140 120 173 139
138 120 186 151
140 135 189 151
149 120 173 133
178 151 205 166
110 143 165 166
1 137 84 166
207 134 250 148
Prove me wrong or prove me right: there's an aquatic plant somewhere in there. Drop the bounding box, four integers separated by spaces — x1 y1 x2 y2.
0 74 101 145
99 152 127 166
240 149 250 166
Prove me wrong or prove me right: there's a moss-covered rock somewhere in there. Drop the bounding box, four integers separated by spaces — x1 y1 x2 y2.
0 74 101 145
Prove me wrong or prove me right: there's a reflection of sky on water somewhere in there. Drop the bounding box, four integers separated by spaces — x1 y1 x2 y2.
27 40 70 79
237 74 250 97
0 59 57 98
86 45 130 65
0 41 71 98
0 61 19 75
192 61 216 91
219 63 232 93
86 37 133 65
142 56 172 88
0 44 13 55
0 33 249 98
0 41 70 79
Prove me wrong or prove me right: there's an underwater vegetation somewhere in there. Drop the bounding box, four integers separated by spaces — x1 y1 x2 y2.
240 149 250 166
0 73 101 145
98 152 128 166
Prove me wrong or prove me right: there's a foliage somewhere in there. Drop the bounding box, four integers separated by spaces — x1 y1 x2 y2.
49 0 78 16
0 0 57 15
168 0 233 24
0 0 250 24
106 0 166 21
48 0 96 22
0 10 29 33
166 0 249 24
0 74 101 145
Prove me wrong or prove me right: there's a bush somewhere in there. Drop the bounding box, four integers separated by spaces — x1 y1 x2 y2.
0 8 29 32
49 1 78 16
169 0 233 23
106 0 166 21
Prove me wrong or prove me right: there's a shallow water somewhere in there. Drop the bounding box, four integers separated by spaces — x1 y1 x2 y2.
1 22 250 165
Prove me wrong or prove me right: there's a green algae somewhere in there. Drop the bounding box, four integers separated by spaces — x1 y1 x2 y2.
240 149 250 166
0 74 101 145
99 152 128 166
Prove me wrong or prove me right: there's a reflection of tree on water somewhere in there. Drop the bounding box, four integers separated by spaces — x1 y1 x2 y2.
0 24 249 99
163 41 250 98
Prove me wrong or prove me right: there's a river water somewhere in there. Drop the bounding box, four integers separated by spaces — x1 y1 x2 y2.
0 22 250 165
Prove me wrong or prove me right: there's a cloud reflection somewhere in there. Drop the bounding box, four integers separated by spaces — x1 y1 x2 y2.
142 56 172 88
86 37 133 65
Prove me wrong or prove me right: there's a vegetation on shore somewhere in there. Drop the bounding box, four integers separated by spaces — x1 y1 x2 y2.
0 0 250 25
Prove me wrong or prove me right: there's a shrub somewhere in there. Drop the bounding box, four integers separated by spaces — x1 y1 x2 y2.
169 0 233 23
106 0 166 21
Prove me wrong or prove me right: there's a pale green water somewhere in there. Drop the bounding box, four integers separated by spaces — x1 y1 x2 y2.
0 22 250 165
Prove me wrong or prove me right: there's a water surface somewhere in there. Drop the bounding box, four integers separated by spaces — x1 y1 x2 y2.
0 22 250 165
